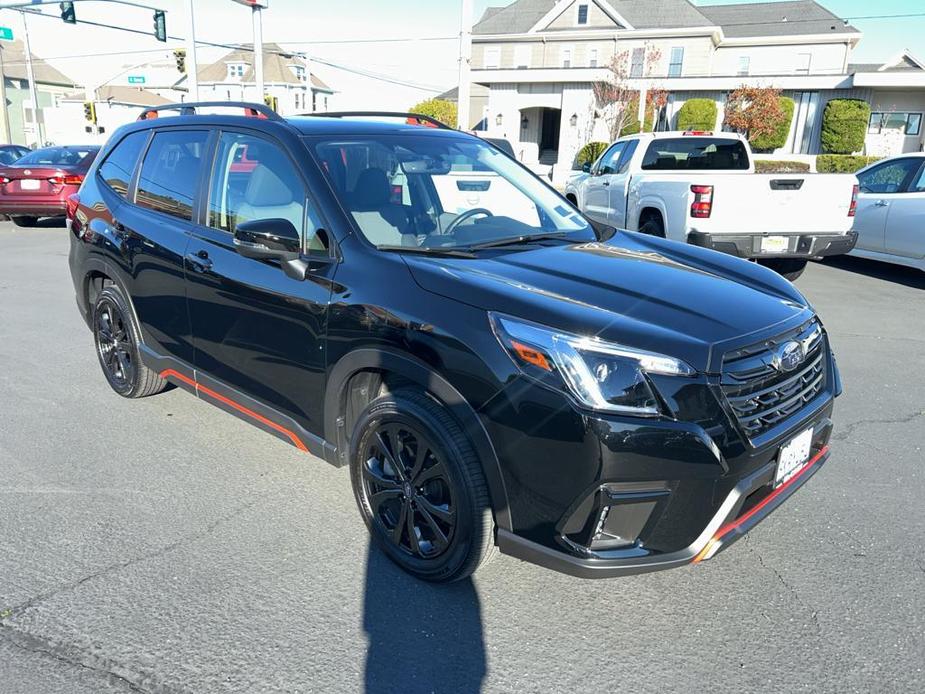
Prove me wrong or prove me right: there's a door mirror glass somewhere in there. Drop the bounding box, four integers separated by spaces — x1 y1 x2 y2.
233 218 301 261
581 162 591 173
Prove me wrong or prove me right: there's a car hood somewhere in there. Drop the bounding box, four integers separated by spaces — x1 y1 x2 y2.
403 231 813 373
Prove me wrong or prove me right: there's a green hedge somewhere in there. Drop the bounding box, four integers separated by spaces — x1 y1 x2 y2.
754 159 810 173
619 114 653 137
816 154 881 173
676 98 717 131
820 99 870 154
576 141 609 167
749 97 795 153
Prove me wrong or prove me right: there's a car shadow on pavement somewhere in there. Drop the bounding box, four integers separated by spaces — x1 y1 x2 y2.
363 544 487 694
818 256 925 290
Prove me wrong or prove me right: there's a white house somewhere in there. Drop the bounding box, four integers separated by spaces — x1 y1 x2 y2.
471 0 925 182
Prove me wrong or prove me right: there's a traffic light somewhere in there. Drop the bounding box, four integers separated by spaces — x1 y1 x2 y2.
83 101 96 124
264 94 278 112
174 49 186 74
60 2 76 24
153 10 166 42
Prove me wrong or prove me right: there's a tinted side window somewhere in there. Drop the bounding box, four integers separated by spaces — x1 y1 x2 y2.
616 140 638 174
136 130 209 221
596 143 625 175
857 159 920 194
98 131 148 197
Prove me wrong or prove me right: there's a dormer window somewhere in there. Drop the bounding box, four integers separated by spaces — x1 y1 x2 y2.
577 4 589 25
227 62 247 79
290 64 307 82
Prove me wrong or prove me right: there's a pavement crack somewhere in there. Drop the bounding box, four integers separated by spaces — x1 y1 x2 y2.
831 409 925 442
744 535 822 636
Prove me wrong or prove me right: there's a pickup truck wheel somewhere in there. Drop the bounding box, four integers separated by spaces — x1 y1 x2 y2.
759 258 808 281
350 390 495 583
92 285 167 398
639 216 665 238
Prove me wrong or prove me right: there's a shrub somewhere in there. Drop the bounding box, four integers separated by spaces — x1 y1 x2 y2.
816 154 881 173
408 98 458 128
576 141 609 167
754 159 810 173
820 99 870 154
749 97 795 153
619 114 653 136
676 98 717 131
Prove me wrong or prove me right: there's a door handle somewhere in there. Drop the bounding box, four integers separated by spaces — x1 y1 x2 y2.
602 180 610 186
185 250 213 272
874 199 889 207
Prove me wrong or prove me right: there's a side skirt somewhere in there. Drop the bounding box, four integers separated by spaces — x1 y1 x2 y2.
140 345 340 466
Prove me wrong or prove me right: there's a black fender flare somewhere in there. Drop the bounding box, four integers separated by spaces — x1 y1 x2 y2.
80 256 144 336
324 348 513 532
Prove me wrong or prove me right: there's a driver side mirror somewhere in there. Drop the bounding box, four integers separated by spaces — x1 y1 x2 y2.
234 218 307 280
582 162 591 173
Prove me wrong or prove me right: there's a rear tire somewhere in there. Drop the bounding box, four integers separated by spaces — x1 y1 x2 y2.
639 214 665 238
92 285 167 398
349 389 496 582
11 216 38 227
759 258 808 281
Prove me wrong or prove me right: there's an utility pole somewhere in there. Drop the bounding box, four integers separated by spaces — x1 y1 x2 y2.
456 0 472 131
184 0 199 100
20 10 42 145
252 3 264 102
0 44 10 143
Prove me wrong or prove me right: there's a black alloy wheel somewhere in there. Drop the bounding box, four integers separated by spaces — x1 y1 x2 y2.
95 296 135 392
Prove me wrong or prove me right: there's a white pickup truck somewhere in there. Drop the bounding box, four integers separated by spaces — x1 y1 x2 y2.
565 131 859 280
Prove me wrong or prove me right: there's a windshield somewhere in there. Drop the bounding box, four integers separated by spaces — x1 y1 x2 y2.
15 146 98 167
311 134 592 250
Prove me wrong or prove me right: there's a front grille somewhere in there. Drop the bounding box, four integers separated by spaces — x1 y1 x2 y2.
721 319 827 441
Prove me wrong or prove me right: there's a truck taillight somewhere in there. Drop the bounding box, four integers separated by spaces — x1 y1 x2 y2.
848 183 858 217
690 185 713 218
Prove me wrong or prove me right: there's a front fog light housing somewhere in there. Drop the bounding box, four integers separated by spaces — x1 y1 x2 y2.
490 313 694 415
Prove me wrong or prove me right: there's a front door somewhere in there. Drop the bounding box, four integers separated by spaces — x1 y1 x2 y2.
854 157 923 253
583 141 624 225
884 163 925 259
184 130 337 437
540 108 561 157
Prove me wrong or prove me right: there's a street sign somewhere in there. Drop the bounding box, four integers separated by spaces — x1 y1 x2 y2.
128 76 146 85
0 27 13 42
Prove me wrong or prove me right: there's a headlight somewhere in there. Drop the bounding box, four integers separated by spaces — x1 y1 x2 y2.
489 313 695 416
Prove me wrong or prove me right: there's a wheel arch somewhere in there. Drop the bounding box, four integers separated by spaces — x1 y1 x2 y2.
325 347 513 532
637 204 666 231
81 257 145 342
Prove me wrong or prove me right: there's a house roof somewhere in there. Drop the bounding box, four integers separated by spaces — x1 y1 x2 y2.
63 85 174 106
197 43 333 91
437 84 490 101
698 1 859 38
0 40 78 86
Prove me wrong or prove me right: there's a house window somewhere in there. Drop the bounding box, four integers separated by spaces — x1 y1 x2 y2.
630 47 645 78
562 47 572 68
290 65 306 82
484 48 500 69
515 44 530 69
868 112 923 136
795 53 812 75
668 47 684 77
589 48 599 68
227 63 246 79
577 4 589 25
738 56 750 76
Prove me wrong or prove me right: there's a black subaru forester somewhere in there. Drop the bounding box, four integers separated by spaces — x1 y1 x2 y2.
68 103 840 582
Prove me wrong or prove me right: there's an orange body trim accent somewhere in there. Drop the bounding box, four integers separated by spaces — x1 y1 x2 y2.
160 369 309 453
693 445 829 563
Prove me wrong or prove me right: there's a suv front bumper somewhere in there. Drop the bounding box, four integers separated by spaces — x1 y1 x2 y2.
688 230 858 259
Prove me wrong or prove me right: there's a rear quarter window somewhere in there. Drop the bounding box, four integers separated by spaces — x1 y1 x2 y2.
641 138 749 171
97 131 149 197
136 130 210 221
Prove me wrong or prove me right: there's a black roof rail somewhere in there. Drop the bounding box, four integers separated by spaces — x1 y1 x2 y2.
301 111 454 130
137 101 284 122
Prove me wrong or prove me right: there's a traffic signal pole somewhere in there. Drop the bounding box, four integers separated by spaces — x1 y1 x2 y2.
184 0 199 100
252 3 264 102
456 0 472 131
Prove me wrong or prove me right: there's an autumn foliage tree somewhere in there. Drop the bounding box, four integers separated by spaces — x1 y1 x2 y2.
723 86 786 141
593 44 663 141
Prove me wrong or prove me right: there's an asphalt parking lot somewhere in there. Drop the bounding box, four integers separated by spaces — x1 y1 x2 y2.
0 221 922 694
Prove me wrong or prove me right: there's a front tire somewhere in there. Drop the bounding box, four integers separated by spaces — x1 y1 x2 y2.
349 390 495 582
759 258 808 281
92 285 167 398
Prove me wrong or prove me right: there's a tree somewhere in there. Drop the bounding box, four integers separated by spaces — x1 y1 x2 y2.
820 99 870 154
593 44 662 141
749 96 795 152
409 98 458 128
723 86 786 141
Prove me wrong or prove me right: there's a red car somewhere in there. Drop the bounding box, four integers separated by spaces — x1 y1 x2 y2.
0 145 100 226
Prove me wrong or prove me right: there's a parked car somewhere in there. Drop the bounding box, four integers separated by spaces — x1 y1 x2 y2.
565 132 858 280
69 103 841 582
0 145 100 226
0 144 30 165
849 153 925 272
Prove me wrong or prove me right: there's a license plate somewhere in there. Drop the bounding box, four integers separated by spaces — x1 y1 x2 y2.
761 236 789 253
19 179 40 190
775 427 813 487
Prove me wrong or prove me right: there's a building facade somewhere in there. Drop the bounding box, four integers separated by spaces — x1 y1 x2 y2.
471 0 925 182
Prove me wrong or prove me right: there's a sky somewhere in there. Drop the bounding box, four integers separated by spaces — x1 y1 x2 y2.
0 0 921 111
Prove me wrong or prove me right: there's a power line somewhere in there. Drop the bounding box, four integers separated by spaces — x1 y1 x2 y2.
277 36 457 46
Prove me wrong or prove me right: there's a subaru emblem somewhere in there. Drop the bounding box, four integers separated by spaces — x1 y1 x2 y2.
775 341 804 372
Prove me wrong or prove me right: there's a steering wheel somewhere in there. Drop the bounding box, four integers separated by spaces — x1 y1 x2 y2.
444 208 493 236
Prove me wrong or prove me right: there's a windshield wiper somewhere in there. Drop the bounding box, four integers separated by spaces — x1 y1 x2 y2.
463 232 573 251
376 245 476 258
